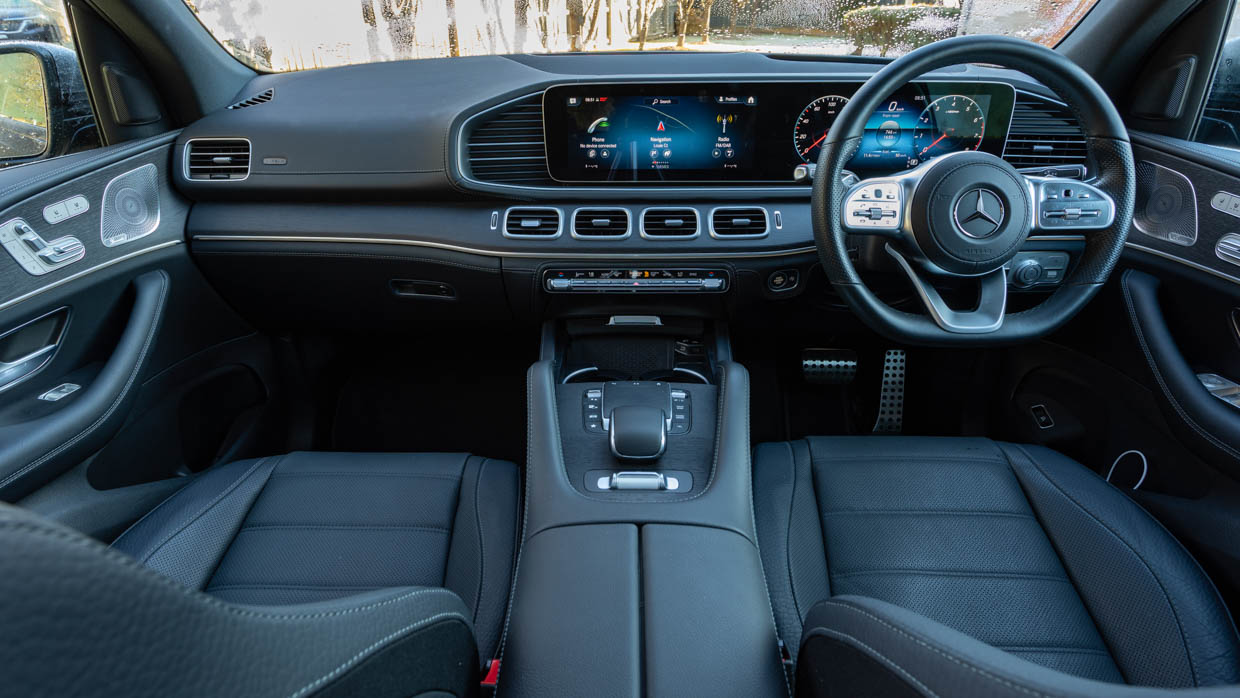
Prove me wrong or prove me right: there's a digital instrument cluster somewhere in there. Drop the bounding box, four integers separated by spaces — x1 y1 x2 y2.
542 82 1015 183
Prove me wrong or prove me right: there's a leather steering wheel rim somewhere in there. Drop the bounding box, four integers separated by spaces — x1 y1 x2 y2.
812 35 1135 347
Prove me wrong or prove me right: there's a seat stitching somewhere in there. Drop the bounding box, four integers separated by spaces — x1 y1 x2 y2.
236 524 450 533
821 509 1033 519
830 569 1071 583
810 456 1008 464
0 271 170 491
286 613 470 698
138 456 275 564
803 626 939 698
473 457 487 626
1 518 461 620
1121 270 1240 461
494 368 536 683
266 471 462 480
1008 442 1200 685
783 440 805 639
820 600 1049 698
207 583 392 592
994 645 1113 656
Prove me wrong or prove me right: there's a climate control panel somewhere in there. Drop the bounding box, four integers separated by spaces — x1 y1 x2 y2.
544 268 729 293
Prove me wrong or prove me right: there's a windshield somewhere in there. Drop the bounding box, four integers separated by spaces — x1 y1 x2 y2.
184 0 1098 73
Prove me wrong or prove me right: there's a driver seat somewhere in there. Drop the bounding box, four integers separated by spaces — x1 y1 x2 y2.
752 436 1240 694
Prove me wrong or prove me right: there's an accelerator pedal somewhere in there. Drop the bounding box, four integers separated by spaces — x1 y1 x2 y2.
872 349 906 434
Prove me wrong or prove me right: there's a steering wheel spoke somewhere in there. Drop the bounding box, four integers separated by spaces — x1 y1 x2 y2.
1026 175 1116 233
885 244 1008 334
841 176 907 236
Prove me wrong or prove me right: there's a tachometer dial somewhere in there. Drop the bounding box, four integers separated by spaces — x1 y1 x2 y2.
913 95 985 162
793 95 850 164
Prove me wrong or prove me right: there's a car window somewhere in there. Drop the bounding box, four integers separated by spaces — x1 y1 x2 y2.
1198 3 1240 150
184 0 1099 73
0 0 99 168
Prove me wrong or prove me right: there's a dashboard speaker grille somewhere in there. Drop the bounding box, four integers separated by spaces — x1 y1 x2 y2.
642 208 699 238
711 207 768 237
1002 95 1087 169
572 208 629 237
504 207 561 237
467 95 551 185
186 139 250 180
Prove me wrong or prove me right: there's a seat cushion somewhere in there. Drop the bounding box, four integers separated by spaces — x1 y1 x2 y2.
753 436 1240 688
112 451 519 661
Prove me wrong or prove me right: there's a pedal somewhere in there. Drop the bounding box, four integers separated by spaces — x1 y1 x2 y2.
872 349 906 434
802 349 858 385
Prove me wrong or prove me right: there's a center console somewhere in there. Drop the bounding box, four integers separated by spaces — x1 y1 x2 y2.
497 318 788 697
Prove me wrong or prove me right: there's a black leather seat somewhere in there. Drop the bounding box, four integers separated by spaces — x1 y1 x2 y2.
0 451 519 697
753 436 1240 695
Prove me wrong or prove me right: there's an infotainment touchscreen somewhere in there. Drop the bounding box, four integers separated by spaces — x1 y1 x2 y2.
541 82 1016 183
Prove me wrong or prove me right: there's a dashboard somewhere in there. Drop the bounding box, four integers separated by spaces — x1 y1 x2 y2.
544 81 1015 183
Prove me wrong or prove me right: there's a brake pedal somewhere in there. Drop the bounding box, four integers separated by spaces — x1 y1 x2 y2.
802 349 858 385
872 349 906 434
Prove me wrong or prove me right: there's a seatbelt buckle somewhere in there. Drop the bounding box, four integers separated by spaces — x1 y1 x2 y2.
481 659 500 695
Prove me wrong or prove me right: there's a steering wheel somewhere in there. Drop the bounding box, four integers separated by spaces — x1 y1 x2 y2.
812 35 1135 346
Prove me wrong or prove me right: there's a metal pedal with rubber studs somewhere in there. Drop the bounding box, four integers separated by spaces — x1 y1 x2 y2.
802 349 858 385
872 349 906 434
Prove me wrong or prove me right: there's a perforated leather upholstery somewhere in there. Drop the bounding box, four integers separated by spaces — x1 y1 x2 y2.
753 436 1240 689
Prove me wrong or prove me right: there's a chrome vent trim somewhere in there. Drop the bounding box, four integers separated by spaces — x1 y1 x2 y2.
709 206 769 238
227 89 274 109
466 94 551 185
184 138 251 181
641 208 701 239
1217 234 1240 267
502 207 562 238
571 208 630 239
1002 94 1087 170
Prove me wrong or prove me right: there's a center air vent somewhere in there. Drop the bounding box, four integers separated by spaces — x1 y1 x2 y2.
572 208 630 238
227 89 274 109
1002 95 1087 170
466 94 551 185
641 208 700 238
710 207 768 238
503 207 561 238
185 138 251 181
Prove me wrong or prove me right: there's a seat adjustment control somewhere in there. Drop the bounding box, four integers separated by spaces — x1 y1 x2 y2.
0 218 85 276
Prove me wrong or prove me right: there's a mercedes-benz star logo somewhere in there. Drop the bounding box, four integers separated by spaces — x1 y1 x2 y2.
953 188 1005 239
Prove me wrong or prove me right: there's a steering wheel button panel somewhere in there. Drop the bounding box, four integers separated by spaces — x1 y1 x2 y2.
843 180 902 231
1030 177 1115 231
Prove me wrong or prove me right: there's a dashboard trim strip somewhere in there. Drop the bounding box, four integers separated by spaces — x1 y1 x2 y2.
190 234 818 259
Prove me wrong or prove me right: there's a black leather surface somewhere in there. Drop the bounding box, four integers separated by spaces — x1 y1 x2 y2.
0 270 170 500
112 450 520 662
0 501 478 697
753 436 1240 688
1121 269 1240 478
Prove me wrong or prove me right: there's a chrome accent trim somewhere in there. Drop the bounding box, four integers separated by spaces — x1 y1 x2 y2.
182 137 252 182
191 234 817 260
672 367 710 383
709 206 770 239
0 240 182 313
570 207 631 240
1125 241 1240 286
561 366 600 383
101 163 162 248
502 206 563 239
0 307 68 395
639 207 701 240
886 244 1008 334
1216 234 1240 267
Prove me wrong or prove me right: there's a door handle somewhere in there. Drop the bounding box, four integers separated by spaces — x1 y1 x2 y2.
0 343 57 393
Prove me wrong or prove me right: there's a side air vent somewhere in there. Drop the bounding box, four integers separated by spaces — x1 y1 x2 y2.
710 207 768 238
1002 95 1088 170
572 208 630 238
503 207 561 238
185 138 251 181
641 208 700 239
466 95 551 185
227 89 274 109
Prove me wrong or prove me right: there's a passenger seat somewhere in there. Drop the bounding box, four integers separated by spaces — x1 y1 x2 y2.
0 451 519 697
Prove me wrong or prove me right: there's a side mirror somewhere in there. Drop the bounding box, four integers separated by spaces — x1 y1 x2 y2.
0 41 97 168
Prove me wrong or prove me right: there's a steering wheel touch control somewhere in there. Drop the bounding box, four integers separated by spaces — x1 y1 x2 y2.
813 35 1135 345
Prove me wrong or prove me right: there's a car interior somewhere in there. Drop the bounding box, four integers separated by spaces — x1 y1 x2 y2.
5 0 1240 695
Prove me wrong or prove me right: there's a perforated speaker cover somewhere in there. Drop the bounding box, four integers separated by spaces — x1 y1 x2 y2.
1134 161 1197 247
101 164 160 247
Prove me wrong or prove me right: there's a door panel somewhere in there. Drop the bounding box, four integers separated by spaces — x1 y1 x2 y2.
0 136 280 538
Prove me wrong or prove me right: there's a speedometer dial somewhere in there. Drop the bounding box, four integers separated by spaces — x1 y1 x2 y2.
793 95 849 164
913 95 985 162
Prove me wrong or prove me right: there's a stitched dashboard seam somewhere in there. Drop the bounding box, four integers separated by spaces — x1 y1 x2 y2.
191 249 497 273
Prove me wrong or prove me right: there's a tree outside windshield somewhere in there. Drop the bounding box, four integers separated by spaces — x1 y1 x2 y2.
184 0 1097 72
